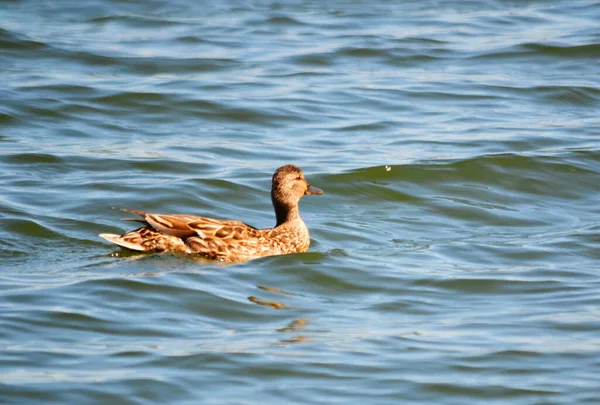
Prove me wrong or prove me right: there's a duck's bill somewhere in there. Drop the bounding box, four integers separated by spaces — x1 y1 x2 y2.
306 185 323 195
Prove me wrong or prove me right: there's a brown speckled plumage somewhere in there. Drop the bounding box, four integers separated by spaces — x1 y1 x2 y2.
99 165 323 262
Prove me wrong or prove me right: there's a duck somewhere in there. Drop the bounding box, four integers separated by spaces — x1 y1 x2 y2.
99 165 323 262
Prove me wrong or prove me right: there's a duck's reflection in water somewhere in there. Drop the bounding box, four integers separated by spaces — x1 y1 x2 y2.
107 266 313 346
248 286 311 345
248 295 287 309
277 318 310 345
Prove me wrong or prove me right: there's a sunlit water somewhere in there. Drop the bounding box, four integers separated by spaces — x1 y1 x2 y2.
1 1 599 404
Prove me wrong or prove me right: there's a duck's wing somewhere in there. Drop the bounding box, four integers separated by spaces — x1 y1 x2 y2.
188 218 260 239
122 209 207 238
122 209 257 238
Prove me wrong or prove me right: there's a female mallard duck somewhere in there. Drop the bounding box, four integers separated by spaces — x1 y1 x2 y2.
99 165 323 262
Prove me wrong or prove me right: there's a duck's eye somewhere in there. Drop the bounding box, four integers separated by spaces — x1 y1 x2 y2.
296 176 302 180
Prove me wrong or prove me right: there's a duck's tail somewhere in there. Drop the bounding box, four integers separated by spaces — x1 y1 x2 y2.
99 233 147 252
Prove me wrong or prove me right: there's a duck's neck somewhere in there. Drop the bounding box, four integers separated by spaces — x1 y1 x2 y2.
273 201 301 226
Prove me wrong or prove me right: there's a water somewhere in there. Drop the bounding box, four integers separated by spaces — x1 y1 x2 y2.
1 0 600 403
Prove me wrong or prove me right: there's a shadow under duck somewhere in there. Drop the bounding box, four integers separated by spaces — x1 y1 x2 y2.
99 165 323 262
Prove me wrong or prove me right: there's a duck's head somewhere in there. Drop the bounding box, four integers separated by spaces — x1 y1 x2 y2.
271 165 323 210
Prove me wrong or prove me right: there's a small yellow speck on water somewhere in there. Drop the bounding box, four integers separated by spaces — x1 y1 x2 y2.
385 166 391 171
